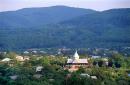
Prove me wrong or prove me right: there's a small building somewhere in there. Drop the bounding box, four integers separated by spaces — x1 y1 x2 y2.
16 55 30 61
9 75 18 80
40 51 46 54
1 58 12 62
16 55 24 61
23 51 29 54
65 51 89 72
32 50 37 54
91 76 97 79
36 66 43 72
80 73 90 77
91 55 101 59
102 58 109 66
33 74 42 79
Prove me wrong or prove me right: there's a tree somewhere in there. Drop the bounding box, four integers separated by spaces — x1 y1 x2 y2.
6 52 17 60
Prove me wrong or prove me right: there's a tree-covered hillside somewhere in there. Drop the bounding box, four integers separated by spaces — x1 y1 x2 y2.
59 8 130 47
0 7 130 50
0 6 96 28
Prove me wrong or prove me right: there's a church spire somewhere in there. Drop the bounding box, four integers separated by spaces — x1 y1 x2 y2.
73 50 79 60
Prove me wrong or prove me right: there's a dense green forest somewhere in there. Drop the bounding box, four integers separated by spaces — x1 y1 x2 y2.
0 6 130 50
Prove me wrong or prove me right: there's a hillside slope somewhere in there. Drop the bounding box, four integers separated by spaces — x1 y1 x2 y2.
0 7 130 50
0 6 96 28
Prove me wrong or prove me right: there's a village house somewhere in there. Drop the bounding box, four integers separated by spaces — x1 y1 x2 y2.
23 51 29 54
65 51 89 72
1 58 12 62
9 75 18 80
16 55 30 61
33 74 42 79
36 66 43 72
91 55 101 59
16 55 24 61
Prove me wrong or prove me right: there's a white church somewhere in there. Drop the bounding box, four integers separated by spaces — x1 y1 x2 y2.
65 50 89 72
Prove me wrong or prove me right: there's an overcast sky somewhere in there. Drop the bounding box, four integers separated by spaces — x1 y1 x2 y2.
0 0 130 12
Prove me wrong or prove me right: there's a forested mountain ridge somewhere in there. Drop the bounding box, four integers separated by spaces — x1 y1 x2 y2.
59 8 130 45
61 8 130 28
0 6 130 50
0 6 96 28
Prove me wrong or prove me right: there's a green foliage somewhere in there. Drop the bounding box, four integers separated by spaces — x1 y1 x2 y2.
6 52 16 59
0 52 130 85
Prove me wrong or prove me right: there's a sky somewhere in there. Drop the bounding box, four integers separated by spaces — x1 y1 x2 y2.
0 0 130 12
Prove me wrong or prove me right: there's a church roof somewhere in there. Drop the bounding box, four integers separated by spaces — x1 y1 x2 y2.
67 59 88 64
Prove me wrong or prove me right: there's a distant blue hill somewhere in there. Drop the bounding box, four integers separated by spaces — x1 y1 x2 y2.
0 6 96 28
